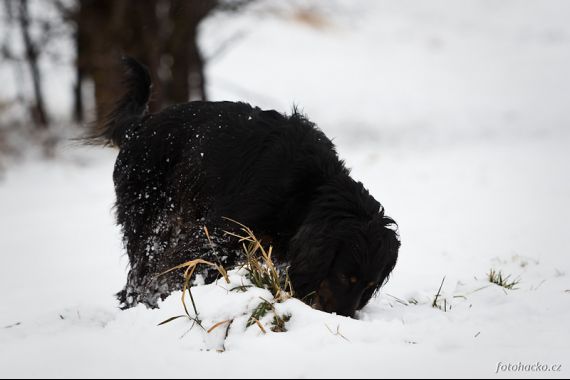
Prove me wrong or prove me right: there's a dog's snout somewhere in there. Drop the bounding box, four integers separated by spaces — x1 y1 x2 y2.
336 308 356 318
315 297 358 318
314 279 362 318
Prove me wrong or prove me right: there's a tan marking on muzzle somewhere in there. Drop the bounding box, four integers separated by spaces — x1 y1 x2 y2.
314 280 335 312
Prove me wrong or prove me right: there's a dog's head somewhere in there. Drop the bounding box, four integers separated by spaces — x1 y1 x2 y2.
288 179 400 318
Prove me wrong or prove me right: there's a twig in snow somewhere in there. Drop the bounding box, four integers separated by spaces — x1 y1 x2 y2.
432 276 446 310
325 324 350 342
386 293 409 306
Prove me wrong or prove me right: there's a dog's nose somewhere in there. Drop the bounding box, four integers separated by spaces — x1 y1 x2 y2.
315 299 356 318
316 305 355 318
336 308 356 318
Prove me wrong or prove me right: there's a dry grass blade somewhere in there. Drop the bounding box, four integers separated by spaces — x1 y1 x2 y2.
207 320 231 334
181 265 198 318
247 300 272 327
386 294 409 307
158 258 230 323
157 315 187 326
203 226 213 243
253 319 267 334
432 276 446 309
222 216 253 232
159 258 229 284
488 269 520 290
325 324 350 342
230 285 252 292
203 226 230 281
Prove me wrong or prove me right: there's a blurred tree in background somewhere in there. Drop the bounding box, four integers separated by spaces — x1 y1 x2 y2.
1 0 254 129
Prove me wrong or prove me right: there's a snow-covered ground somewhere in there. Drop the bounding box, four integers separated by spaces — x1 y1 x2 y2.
1 1 569 378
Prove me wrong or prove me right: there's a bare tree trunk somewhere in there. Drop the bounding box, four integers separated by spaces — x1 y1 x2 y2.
73 69 84 123
189 33 207 101
131 0 163 112
165 0 215 104
73 29 85 123
165 0 192 104
74 0 241 123
76 0 129 125
77 0 165 123
18 0 49 128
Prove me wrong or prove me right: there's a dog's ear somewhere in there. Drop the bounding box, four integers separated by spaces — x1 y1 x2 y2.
287 223 337 298
357 215 400 310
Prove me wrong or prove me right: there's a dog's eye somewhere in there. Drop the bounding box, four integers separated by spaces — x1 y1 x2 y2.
337 274 359 286
367 282 376 289
337 274 348 284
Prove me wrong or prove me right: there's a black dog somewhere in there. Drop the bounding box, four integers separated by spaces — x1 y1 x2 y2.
91 58 400 317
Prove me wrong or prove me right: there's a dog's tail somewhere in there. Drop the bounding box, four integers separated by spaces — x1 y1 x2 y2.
86 57 151 148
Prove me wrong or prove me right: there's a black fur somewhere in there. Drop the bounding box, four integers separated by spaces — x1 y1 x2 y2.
91 57 152 147
93 58 400 317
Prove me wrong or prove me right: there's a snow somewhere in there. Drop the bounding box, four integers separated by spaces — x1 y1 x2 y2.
1 1 570 378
